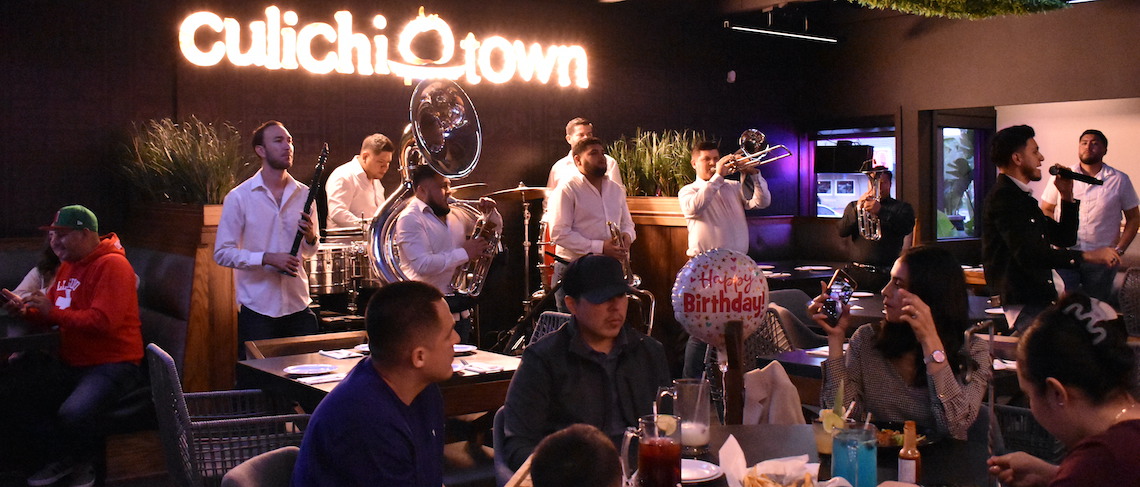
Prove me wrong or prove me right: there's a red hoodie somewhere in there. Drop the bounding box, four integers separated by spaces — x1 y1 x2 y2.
37 233 143 367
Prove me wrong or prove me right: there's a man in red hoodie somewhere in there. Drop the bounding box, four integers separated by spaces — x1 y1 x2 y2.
1 205 142 487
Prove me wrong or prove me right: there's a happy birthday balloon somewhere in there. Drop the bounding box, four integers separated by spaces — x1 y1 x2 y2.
671 248 768 349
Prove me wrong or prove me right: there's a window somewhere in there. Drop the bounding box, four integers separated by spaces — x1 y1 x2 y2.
937 128 979 239
813 129 896 218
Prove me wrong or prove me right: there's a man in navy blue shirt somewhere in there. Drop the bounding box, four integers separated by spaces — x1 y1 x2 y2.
292 281 458 486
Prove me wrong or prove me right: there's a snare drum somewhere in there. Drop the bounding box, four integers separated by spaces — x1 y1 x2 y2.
306 244 353 294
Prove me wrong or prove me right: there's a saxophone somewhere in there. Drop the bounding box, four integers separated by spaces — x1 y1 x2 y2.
450 215 501 297
607 221 641 288
858 167 885 241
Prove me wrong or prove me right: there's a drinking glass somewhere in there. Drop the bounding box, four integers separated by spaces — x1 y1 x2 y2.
831 423 877 487
621 414 682 487
657 378 711 456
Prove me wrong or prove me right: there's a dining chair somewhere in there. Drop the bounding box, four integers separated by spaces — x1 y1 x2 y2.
492 407 514 487
244 330 367 359
767 289 828 350
219 446 299 487
1119 267 1140 337
148 343 311 487
991 403 1066 464
530 311 571 345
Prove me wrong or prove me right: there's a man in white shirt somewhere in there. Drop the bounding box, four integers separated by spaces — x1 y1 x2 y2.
325 133 393 229
543 118 622 219
547 136 634 311
214 121 319 356
394 165 501 342
1040 129 1139 303
678 140 771 377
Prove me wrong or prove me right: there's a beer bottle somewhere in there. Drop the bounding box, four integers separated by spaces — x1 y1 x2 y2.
897 420 921 484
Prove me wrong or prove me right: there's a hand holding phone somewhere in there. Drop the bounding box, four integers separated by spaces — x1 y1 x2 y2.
821 269 857 322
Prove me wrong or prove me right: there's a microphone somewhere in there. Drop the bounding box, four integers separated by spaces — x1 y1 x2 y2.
1049 166 1103 185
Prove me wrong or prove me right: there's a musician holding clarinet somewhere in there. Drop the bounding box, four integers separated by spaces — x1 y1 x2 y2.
215 121 321 356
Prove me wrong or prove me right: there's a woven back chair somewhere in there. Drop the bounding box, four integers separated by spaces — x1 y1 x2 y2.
704 309 793 419
530 311 571 345
147 344 311 487
992 403 1066 464
1119 267 1140 337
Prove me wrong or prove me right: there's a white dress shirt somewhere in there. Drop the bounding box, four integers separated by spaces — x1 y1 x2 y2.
214 170 318 318
1041 162 1140 250
325 156 385 228
394 198 474 293
548 173 635 261
679 172 771 256
542 153 622 223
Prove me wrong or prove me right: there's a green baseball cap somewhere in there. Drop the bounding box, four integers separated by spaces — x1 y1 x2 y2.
41 205 98 233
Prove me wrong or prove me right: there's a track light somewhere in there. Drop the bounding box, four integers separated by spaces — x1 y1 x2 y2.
724 21 838 44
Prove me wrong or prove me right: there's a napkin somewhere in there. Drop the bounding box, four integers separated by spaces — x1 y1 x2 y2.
297 373 346 385
993 358 1018 370
717 435 851 487
462 362 503 374
319 349 363 359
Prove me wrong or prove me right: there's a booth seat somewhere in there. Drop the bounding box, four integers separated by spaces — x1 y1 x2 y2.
746 216 855 264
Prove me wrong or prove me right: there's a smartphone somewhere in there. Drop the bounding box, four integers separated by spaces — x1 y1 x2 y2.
822 269 857 322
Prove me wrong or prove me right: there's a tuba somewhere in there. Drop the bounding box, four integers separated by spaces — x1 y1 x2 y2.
857 160 885 241
607 221 641 288
369 80 496 294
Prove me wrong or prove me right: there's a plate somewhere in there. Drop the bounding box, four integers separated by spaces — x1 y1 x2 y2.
985 307 1004 315
353 343 370 353
454 344 477 354
283 364 338 375
872 421 939 450
795 265 832 271
852 291 874 298
757 264 776 270
681 459 723 483
452 363 463 372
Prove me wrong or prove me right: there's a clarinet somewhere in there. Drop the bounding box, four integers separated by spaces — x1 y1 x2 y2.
288 142 329 259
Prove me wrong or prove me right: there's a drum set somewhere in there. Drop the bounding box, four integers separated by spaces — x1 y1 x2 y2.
306 223 381 314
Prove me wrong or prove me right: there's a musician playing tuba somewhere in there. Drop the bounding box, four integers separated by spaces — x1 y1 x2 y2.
548 136 635 312
394 165 502 343
837 165 915 292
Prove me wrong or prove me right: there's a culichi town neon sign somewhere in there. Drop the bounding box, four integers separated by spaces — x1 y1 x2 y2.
179 6 589 87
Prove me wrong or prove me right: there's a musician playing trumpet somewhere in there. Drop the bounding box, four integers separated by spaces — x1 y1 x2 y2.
678 140 772 378
394 165 501 342
838 166 915 292
548 136 635 312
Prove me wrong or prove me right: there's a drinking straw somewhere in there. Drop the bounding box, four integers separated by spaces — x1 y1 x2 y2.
863 412 873 428
841 401 856 420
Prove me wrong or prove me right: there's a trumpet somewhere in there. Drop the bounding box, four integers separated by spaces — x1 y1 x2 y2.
858 161 886 241
725 129 793 173
608 221 641 288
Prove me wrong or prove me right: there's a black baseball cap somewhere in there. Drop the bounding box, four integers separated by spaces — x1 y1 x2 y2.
561 255 635 304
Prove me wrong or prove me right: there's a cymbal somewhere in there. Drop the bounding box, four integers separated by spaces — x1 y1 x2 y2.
488 184 549 200
450 182 487 198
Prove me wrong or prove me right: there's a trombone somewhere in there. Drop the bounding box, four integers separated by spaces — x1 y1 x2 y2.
725 129 793 173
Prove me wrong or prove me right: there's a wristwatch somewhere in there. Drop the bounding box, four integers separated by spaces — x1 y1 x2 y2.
924 349 946 365
1115 247 1126 256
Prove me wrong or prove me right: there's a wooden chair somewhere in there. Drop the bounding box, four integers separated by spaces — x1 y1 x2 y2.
244 330 367 359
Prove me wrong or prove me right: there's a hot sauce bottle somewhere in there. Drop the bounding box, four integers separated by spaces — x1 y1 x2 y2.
898 420 922 484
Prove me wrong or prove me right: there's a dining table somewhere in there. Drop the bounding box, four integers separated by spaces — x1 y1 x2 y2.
686 423 992 487
0 314 58 355
236 348 522 416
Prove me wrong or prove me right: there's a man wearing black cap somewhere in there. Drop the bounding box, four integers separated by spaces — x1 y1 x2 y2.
1 205 142 487
500 254 670 471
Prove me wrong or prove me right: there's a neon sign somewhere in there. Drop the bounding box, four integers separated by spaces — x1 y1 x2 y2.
179 6 589 88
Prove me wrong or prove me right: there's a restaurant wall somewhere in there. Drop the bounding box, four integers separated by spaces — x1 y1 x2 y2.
783 0 1140 255
1 0 809 341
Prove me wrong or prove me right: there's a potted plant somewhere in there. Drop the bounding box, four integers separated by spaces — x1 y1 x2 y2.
609 128 702 198
121 116 255 205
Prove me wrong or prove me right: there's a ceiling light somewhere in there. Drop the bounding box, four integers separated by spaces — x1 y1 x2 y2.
724 21 838 44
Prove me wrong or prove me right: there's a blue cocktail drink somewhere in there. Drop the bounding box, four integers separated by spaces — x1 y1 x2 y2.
831 424 877 487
